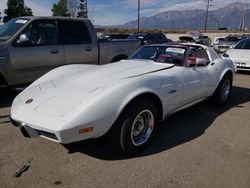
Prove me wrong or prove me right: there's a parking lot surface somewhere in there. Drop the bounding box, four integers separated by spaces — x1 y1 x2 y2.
0 73 250 188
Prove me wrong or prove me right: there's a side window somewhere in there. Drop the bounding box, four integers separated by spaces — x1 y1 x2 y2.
152 35 160 43
58 20 91 45
187 47 209 67
14 20 58 47
161 34 168 42
145 35 153 42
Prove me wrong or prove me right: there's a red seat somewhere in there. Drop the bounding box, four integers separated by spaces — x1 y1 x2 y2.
187 56 196 67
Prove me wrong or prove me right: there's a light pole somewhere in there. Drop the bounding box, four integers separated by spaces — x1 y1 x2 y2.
204 0 210 32
239 3 245 32
204 0 214 32
137 0 140 32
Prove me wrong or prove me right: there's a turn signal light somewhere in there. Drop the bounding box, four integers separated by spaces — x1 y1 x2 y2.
79 127 93 134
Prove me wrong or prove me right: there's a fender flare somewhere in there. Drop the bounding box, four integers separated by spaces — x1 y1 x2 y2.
219 68 233 82
116 89 165 122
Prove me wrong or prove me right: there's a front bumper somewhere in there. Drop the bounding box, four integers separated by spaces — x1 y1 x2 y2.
235 62 250 71
10 118 95 144
11 118 59 142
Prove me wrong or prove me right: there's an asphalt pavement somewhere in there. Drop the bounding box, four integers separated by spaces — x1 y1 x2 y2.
0 73 250 188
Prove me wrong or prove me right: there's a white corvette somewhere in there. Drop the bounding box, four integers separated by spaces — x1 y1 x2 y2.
11 43 235 154
222 38 250 71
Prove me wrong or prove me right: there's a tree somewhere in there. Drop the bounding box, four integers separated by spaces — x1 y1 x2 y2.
77 0 88 18
24 6 33 16
51 0 88 18
3 0 33 23
51 0 70 17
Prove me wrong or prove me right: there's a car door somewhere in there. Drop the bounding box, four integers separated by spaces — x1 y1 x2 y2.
9 19 64 84
158 47 187 113
201 48 221 95
161 66 185 113
57 20 98 65
182 47 209 105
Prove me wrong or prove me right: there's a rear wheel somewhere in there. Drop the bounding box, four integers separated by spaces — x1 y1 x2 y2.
109 99 157 154
211 73 232 106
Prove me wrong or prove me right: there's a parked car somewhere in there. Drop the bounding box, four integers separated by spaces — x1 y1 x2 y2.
99 33 130 40
222 38 250 71
196 35 212 46
0 17 141 88
214 35 248 53
128 32 169 45
179 36 196 43
11 43 234 154
214 36 226 45
179 35 211 46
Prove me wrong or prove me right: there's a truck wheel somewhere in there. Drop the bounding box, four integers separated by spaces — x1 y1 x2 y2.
111 55 128 63
109 100 157 154
211 73 232 106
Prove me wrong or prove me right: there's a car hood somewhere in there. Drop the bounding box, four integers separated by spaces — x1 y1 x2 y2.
227 49 250 61
12 59 174 124
44 59 174 93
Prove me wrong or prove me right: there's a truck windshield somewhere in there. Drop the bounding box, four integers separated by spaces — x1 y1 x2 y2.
0 18 29 42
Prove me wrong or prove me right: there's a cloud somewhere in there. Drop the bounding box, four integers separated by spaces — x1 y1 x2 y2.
158 0 250 12
25 0 52 16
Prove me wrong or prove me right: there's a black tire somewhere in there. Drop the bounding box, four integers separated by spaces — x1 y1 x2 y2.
111 55 128 63
109 99 157 155
210 73 232 106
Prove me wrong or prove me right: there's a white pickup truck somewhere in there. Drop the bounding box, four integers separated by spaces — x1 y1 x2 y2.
0 16 141 87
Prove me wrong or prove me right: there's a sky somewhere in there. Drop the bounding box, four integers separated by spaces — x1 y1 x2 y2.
0 0 249 25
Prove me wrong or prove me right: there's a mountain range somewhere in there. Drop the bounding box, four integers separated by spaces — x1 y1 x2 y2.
119 2 250 29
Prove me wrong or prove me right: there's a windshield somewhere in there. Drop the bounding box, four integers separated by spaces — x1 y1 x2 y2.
0 18 29 42
234 40 250 49
218 38 225 42
224 36 244 43
130 46 187 66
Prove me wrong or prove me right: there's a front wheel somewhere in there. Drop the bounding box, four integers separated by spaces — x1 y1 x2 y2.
211 73 232 106
109 100 157 154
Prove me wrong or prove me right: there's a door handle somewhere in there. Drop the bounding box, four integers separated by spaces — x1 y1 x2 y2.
85 47 92 52
168 89 177 94
50 49 59 54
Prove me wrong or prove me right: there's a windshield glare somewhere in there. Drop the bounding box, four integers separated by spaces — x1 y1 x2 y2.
0 18 28 42
130 46 187 66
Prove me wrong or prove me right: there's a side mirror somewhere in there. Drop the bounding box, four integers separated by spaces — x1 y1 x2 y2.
18 33 30 44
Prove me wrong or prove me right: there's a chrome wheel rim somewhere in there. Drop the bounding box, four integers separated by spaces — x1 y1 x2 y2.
221 80 231 101
131 110 154 146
